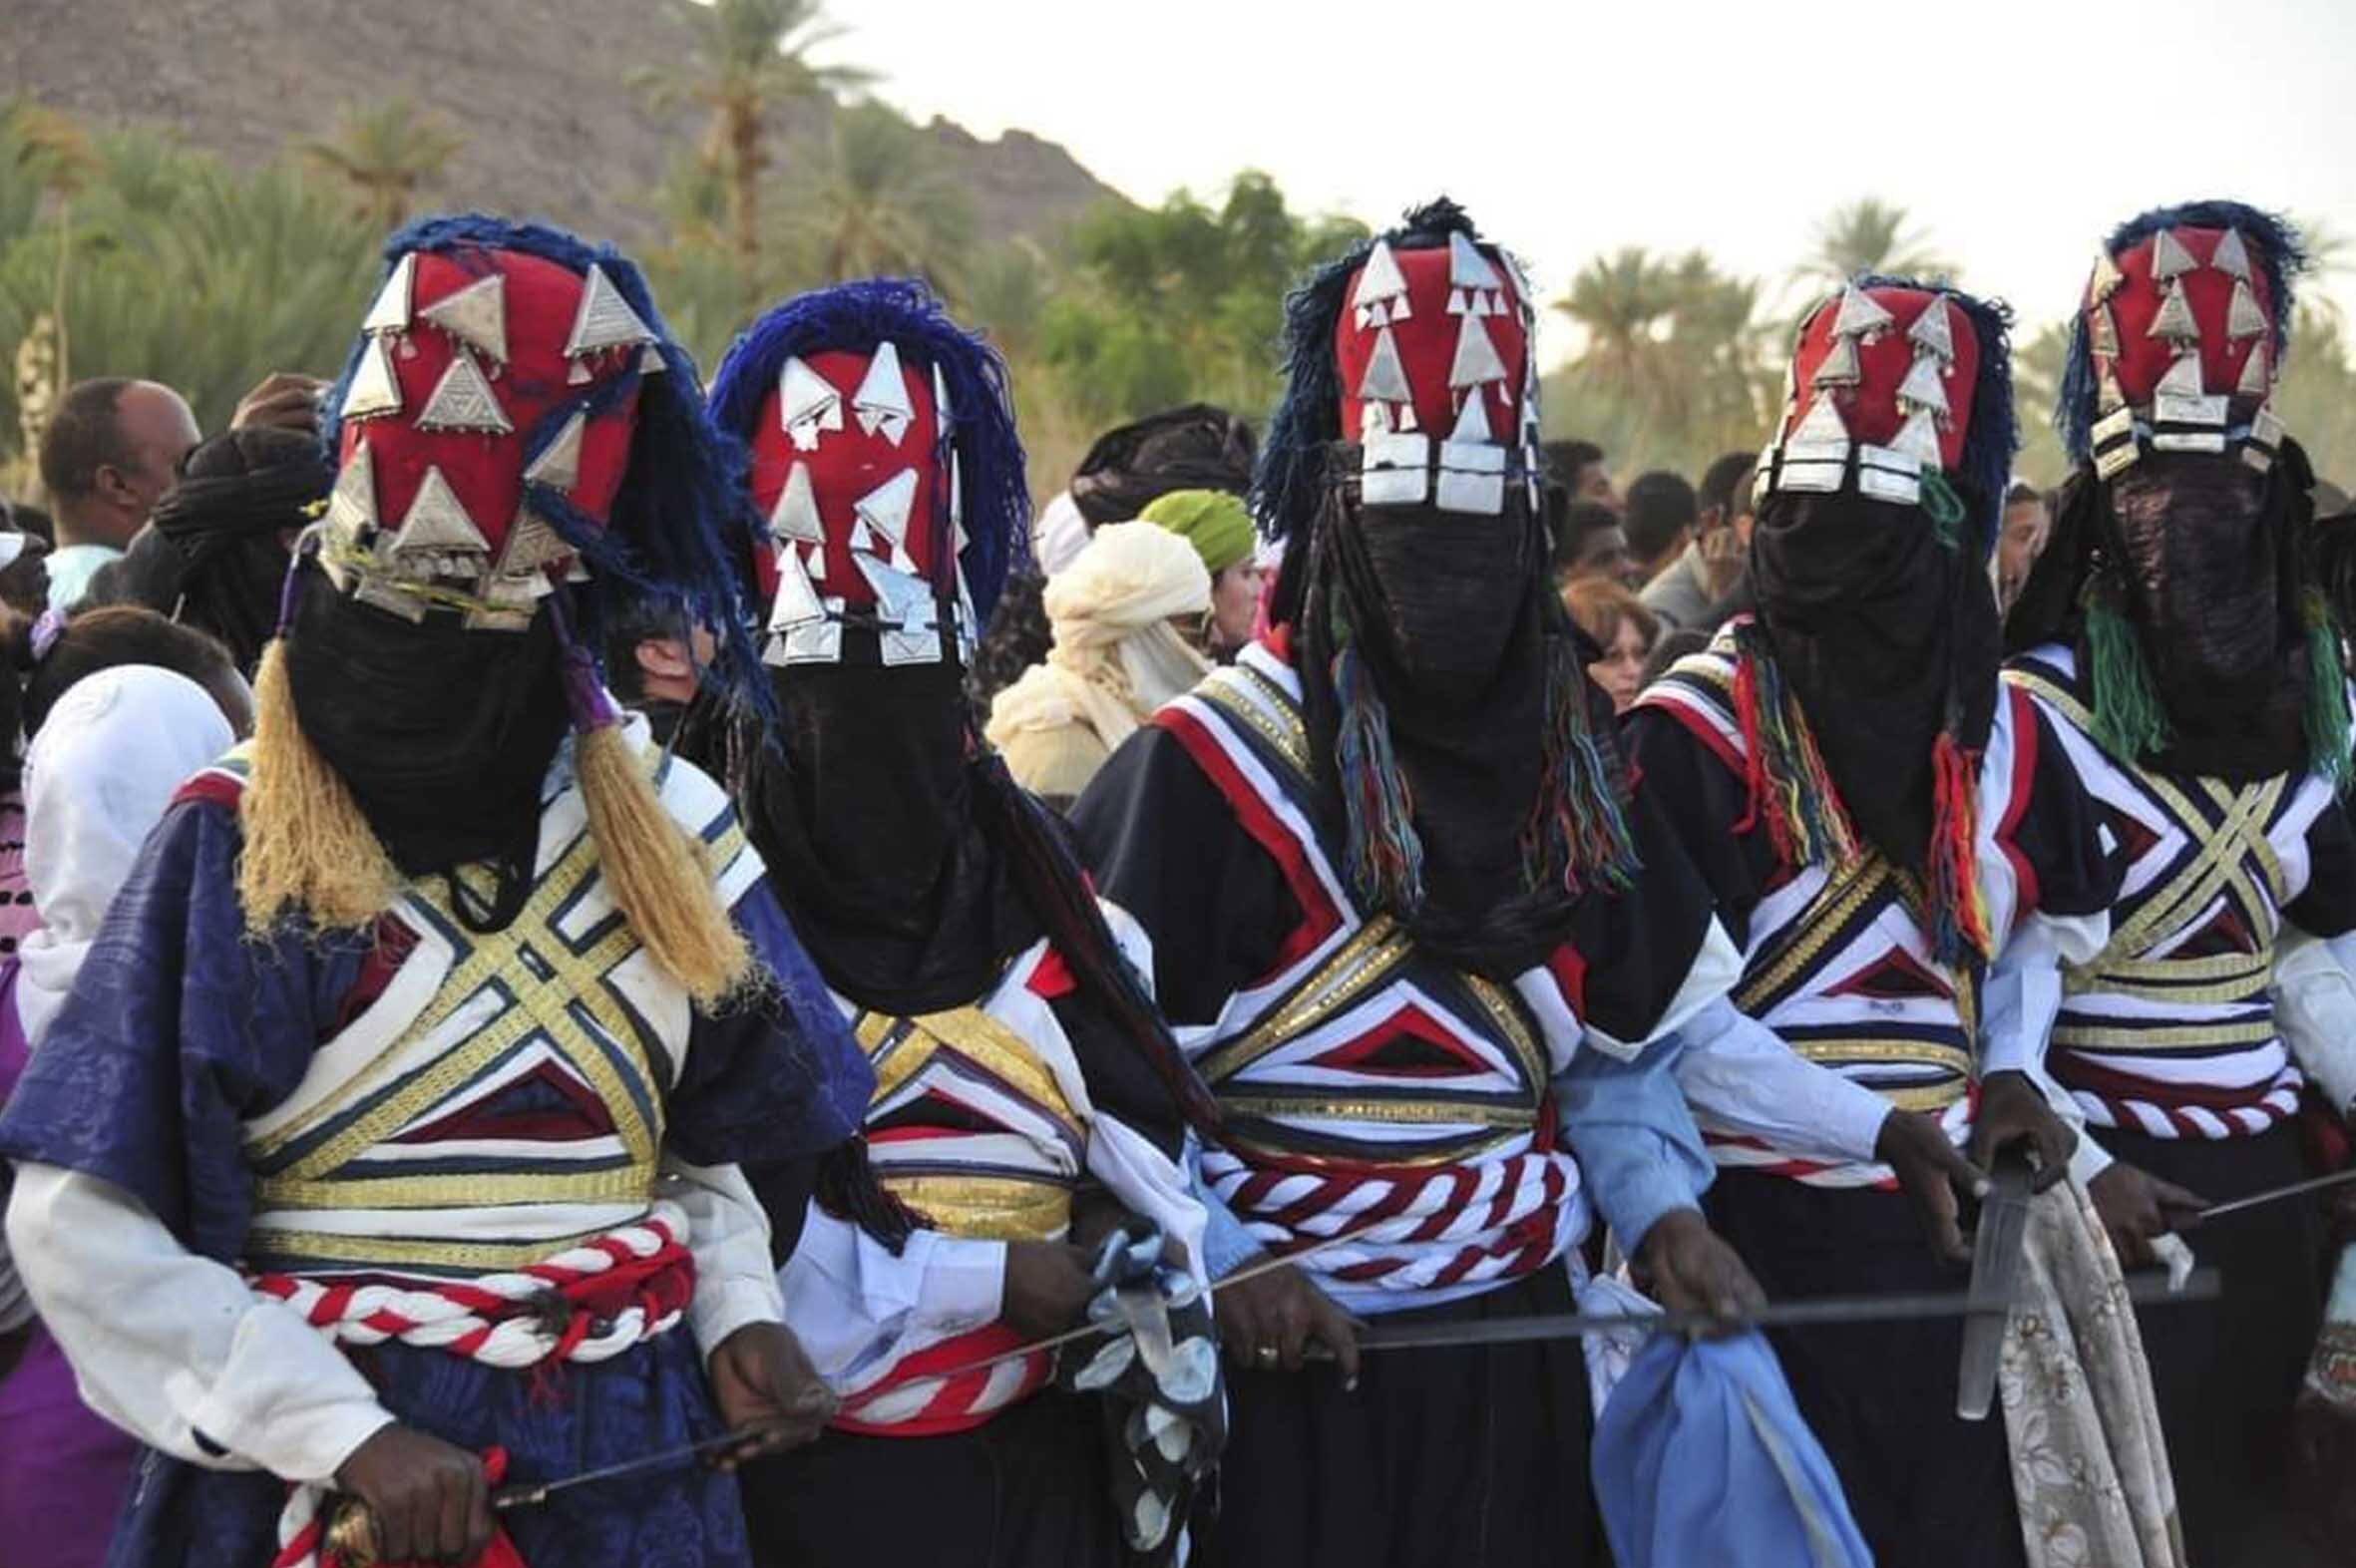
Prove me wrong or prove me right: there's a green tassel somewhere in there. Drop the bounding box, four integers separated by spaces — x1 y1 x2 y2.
1920 471 1967 555
2083 588 2172 765
2302 589 2353 793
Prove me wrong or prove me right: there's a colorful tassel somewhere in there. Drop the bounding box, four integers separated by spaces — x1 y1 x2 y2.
2302 588 2354 794
1329 592 1425 915
1521 632 1639 894
1919 470 1967 555
2082 581 2172 765
1926 729 1994 966
1731 621 1861 875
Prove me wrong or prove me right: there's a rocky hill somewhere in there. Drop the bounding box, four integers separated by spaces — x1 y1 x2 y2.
0 0 1126 249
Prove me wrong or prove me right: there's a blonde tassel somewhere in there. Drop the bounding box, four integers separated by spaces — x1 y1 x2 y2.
237 639 403 936
575 723 753 1007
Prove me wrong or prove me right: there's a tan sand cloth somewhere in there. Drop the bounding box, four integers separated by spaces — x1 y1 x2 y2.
1999 1176 2185 1568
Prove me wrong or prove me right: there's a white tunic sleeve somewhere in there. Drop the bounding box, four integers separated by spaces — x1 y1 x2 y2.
1670 994 1892 1164
4 1163 392 1482
664 1156 788 1357
778 1204 1006 1394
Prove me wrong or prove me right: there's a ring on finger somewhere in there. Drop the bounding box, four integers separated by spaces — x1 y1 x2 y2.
1255 1344 1279 1367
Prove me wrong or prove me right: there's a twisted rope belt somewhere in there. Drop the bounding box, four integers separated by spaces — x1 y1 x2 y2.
262 1202 694 1568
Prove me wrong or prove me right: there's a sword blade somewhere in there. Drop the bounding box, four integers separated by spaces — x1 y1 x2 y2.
2195 1166 2356 1222
1345 1270 2218 1355
492 1429 755 1510
1957 1146 2036 1422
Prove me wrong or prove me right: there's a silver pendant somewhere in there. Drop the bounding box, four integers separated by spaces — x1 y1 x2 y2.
2210 227 2254 282
1889 408 1943 469
2226 279 2267 341
767 545 825 630
388 465 492 569
414 349 512 435
1810 334 1861 389
2155 350 2206 400
1447 231 1502 293
2089 302 2121 358
854 469 918 562
2237 341 2271 399
564 264 656 361
1896 351 1950 418
523 411 587 494
1357 327 1412 404
1792 390 1849 446
1830 284 1894 340
419 273 508 365
779 355 845 451
2147 280 2199 345
492 507 574 584
1907 298 1955 362
1353 240 1409 311
1446 312 1506 390
2088 248 2126 304
328 443 378 539
768 460 825 546
852 341 915 446
1447 392 1492 445
362 253 417 337
341 336 405 422
2150 228 2197 282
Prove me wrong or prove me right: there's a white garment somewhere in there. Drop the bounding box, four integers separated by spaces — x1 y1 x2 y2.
43 544 120 611
17 664 232 1045
1034 491 1093 576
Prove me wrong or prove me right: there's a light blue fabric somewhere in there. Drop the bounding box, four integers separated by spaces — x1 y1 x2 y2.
44 545 119 611
1555 1034 1717 1251
1594 1330 1875 1568
1188 1134 1267 1278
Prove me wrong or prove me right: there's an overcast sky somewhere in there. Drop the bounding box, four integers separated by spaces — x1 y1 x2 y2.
818 0 2356 362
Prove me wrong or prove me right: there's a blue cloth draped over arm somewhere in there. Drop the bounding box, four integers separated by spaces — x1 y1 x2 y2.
1554 1032 1716 1252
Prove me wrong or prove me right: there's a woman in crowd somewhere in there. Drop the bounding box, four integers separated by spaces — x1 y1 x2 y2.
1138 488 1264 660
985 520 1212 808
1566 576 1661 713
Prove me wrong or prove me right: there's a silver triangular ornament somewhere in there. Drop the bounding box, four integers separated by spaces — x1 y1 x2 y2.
328 444 377 536
2237 341 2271 399
391 466 490 555
640 344 667 374
415 350 513 435
1830 284 1895 339
2151 228 2197 281
1353 239 1409 307
362 253 416 336
1358 327 1412 403
779 355 844 451
419 274 508 364
1448 391 1492 445
2090 302 2121 358
1447 312 1507 389
1448 231 1502 292
2089 248 2127 303
853 341 915 445
2226 278 2267 341
1896 352 1950 417
932 363 954 431
769 461 825 546
1792 391 1849 445
768 545 825 629
855 468 918 554
2210 227 2254 282
494 508 573 581
523 411 586 493
341 336 404 422
1908 298 1955 361
1390 292 1411 322
2156 350 2206 399
2098 370 2128 413
1811 334 1862 388
2148 279 2198 343
1446 289 1471 317
564 263 655 360
1396 402 1419 432
1891 407 1943 468
1362 402 1392 436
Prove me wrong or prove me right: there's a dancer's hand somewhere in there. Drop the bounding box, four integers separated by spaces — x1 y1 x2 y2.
707 1322 836 1461
1635 1208 1766 1334
334 1423 492 1565
1215 1263 1362 1386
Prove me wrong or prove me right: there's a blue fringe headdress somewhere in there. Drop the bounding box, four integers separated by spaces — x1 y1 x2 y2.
1259 199 1640 921
706 277 1030 630
319 213 776 728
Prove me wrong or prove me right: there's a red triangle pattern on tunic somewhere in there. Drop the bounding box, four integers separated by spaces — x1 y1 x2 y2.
1822 945 1956 1002
1304 1003 1494 1080
389 1058 618 1145
2108 806 2163 868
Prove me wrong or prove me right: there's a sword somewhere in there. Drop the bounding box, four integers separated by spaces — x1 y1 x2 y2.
491 1428 767 1510
1323 1270 2218 1355
1957 1144 2036 1421
2193 1166 2356 1223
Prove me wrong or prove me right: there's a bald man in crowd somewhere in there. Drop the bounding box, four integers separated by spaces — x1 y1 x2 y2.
36 378 200 609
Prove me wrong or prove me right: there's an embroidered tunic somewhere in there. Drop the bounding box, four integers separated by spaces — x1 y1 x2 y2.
2005 642 2356 1138
0 734 871 1568
1630 634 2120 1184
1072 639 1737 1317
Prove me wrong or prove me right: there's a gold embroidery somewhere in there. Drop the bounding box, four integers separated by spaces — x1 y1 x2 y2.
856 1006 1075 1116
257 1166 654 1211
1197 667 1312 780
1197 919 1412 1086
2051 1018 2278 1052
883 1174 1073 1242
1221 1125 1519 1170
1735 857 1898 1014
1462 974 1548 1094
1219 1093 1538 1130
1789 1039 1973 1074
244 1225 632 1272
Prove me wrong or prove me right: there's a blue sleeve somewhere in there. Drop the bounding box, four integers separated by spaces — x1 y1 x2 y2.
1554 1033 1714 1252
1186 1133 1266 1279
663 879 872 1169
0 799 339 1261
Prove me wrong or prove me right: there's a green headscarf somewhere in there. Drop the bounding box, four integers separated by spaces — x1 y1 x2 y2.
1139 488 1256 577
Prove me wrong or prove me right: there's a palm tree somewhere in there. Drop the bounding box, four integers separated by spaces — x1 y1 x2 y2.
299 99 464 234
782 103 972 289
1554 248 1682 406
1795 197 1955 290
634 0 874 275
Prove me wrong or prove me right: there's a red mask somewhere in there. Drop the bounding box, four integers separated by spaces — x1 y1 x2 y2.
1760 284 1981 509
